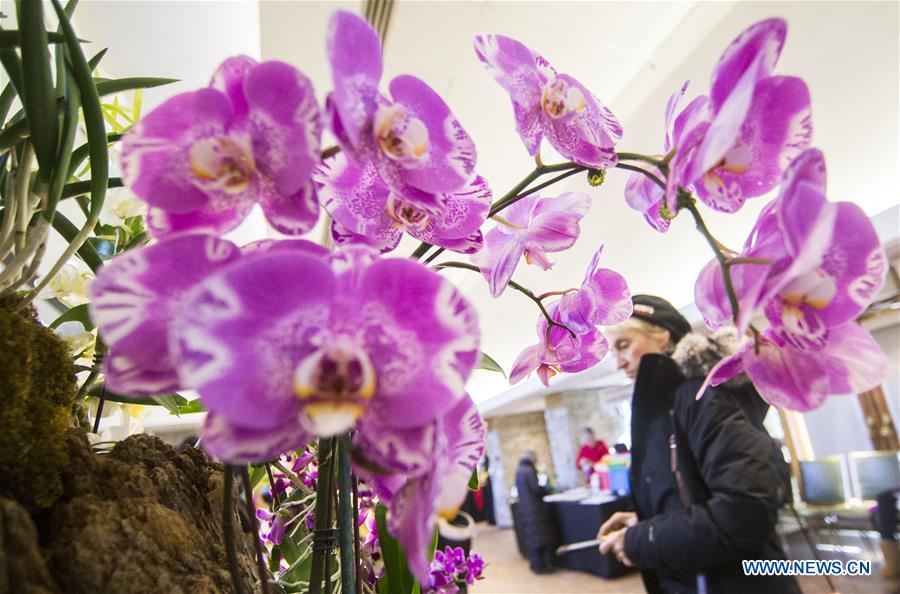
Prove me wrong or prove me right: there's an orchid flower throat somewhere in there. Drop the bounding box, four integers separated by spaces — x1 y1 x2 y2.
386 193 430 230
702 140 752 193
781 268 837 310
293 335 377 435
374 103 430 163
189 135 256 193
541 77 586 119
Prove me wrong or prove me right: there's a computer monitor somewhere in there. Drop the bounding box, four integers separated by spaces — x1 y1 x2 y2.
848 450 900 501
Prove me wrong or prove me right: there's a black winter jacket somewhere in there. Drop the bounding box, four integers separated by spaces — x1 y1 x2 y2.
624 353 800 594
514 459 557 552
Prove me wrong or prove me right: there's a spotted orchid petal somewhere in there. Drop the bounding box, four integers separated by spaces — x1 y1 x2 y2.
88 234 241 395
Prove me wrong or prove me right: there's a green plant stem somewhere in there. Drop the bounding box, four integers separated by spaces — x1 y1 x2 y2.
615 162 666 190
683 199 741 322
309 437 336 594
727 257 773 266
435 261 576 338
616 151 663 167
410 161 583 261
337 435 356 594
321 145 341 160
266 464 282 509
352 476 362 594
488 165 585 217
223 466 245 594
91 382 107 435
240 466 271 594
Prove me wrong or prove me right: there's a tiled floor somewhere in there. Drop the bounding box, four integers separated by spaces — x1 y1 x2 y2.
469 523 898 594
470 524 645 594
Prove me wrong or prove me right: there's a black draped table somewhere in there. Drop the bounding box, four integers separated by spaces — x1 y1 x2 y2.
511 488 634 579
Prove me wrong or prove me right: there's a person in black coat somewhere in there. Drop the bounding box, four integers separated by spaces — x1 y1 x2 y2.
514 450 557 574
598 295 800 594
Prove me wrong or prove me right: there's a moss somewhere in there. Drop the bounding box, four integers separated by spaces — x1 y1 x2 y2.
0 298 75 508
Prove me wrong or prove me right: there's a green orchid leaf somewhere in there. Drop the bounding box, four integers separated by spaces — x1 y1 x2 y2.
477 352 507 379
95 76 178 97
51 211 104 271
51 0 108 219
18 0 59 177
49 303 93 331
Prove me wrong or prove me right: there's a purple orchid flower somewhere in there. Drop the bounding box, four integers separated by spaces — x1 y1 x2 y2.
623 81 707 230
365 394 485 582
88 234 241 395
473 34 622 168
315 153 490 254
666 18 813 213
510 303 611 387
465 553 486 585
556 246 632 334
471 192 591 297
694 149 887 350
327 11 477 211
170 245 479 462
121 56 322 236
699 323 886 411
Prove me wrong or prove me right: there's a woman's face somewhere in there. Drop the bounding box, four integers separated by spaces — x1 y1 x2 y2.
609 326 669 380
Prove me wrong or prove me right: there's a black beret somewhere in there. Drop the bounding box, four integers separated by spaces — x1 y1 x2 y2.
630 294 692 345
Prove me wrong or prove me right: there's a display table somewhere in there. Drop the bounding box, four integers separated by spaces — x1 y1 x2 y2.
545 490 634 578
511 488 634 579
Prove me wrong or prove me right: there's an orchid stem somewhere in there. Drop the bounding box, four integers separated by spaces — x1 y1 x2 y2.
488 165 585 217
321 146 341 160
309 437 336 594
435 261 576 338
223 466 245 594
614 162 666 190
266 463 282 510
352 476 362 594
727 257 773 267
410 161 583 261
616 151 663 167
683 199 742 323
337 435 356 594
240 466 271 594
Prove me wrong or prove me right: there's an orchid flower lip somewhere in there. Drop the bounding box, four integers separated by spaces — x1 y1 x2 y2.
292 336 377 435
374 103 430 163
189 135 256 193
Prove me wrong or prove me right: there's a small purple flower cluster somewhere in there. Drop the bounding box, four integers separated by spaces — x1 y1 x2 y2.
425 547 486 594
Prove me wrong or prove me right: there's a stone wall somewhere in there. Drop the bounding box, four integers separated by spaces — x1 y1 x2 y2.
545 385 633 489
486 411 554 499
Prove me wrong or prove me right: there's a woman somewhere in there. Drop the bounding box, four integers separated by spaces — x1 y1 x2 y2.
576 427 610 483
598 295 799 594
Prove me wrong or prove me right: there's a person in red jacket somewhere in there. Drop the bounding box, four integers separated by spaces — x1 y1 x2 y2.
576 427 609 482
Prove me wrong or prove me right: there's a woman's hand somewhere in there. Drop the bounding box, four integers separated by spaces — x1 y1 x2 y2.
597 511 637 537
599 527 633 566
597 512 637 567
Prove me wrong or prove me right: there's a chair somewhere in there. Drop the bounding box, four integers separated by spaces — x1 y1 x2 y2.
847 450 900 502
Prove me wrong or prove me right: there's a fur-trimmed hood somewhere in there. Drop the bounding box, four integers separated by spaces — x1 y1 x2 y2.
671 327 750 386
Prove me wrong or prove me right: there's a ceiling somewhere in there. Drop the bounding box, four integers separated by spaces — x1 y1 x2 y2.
33 1 900 413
